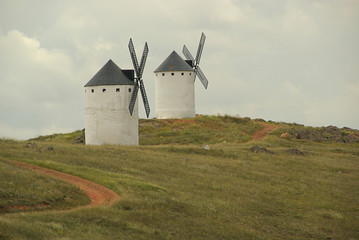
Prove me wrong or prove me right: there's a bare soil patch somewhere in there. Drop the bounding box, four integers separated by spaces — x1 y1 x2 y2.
251 122 278 141
11 161 120 211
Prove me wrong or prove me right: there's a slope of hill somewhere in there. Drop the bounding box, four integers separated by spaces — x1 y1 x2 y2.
0 115 358 239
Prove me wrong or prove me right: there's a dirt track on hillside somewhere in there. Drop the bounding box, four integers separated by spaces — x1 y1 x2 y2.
251 122 278 141
11 161 120 210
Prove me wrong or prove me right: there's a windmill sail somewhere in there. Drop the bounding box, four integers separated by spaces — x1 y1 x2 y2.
128 39 150 117
128 83 139 116
195 32 206 65
183 45 194 61
196 66 208 89
182 32 209 89
139 80 150 118
129 39 140 77
139 42 148 77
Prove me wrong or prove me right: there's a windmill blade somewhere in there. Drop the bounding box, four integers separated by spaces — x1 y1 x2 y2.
128 83 139 116
182 44 194 61
139 79 150 118
196 66 209 89
195 32 206 65
138 42 149 78
193 70 198 82
128 38 140 77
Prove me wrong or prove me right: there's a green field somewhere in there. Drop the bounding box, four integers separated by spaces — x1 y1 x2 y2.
0 115 358 239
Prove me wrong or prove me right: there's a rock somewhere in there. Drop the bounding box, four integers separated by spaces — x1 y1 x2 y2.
25 142 37 149
280 133 290 138
73 129 85 144
287 149 305 156
249 145 274 154
45 146 54 151
204 145 210 151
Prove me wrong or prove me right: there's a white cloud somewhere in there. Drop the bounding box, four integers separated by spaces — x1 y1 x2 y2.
0 30 83 139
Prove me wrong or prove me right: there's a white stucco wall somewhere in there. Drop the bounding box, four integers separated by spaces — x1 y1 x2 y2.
155 71 195 119
84 85 139 145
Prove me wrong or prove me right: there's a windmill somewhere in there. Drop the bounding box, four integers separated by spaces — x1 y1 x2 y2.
153 32 209 119
182 32 209 89
128 38 150 118
84 38 151 145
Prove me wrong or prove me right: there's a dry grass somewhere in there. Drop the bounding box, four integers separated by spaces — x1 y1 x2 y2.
0 115 358 239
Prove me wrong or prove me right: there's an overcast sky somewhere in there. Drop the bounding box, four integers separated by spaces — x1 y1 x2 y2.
0 0 358 140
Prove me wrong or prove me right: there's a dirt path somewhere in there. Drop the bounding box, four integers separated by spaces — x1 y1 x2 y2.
251 122 278 142
11 161 120 210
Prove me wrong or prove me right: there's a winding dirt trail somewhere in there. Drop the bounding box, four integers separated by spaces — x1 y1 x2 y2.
250 122 278 142
10 161 120 211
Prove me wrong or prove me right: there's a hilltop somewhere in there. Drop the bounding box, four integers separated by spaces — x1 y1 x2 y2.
1 115 358 240
29 114 359 145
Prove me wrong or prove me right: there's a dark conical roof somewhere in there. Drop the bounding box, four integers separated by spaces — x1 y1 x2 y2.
84 59 134 87
154 51 193 72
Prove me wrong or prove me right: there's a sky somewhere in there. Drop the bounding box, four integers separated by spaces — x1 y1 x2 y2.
0 0 358 140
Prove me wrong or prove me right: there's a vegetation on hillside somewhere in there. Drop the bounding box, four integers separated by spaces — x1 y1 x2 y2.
0 115 358 239
0 157 90 213
30 115 261 145
140 115 260 145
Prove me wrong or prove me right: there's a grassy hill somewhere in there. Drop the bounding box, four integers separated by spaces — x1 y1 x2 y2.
0 115 358 239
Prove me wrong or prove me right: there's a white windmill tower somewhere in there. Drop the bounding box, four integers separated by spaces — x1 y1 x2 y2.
154 33 208 119
84 39 150 145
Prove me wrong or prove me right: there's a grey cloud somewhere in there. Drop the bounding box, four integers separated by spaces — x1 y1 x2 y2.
0 0 358 139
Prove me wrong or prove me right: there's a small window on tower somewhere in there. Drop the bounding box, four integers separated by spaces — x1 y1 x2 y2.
181 73 184 76
116 88 120 92
129 88 132 92
189 73 192 76
162 73 165 76
91 89 94 93
102 89 106 92
171 73 174 76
